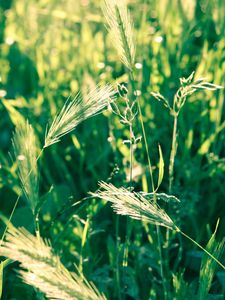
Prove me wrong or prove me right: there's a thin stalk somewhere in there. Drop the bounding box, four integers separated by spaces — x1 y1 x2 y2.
129 72 155 193
129 124 133 188
79 217 89 278
123 222 132 267
129 72 168 300
123 124 134 267
35 214 40 238
0 196 19 247
114 7 167 294
115 1 154 191
1 147 44 244
36 148 44 162
115 216 122 300
166 113 178 280
165 113 178 298
156 225 168 300
137 101 155 192
34 148 44 238
172 233 183 273
169 114 178 193
179 230 225 270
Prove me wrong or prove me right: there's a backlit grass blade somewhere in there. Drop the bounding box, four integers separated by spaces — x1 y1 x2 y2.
197 221 225 300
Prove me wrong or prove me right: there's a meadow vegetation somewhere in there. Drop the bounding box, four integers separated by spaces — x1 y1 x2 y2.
0 0 224 299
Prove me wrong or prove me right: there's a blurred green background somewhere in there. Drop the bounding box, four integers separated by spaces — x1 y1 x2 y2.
0 0 225 299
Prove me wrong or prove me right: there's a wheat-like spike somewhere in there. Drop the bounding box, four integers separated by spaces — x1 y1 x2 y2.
0 223 106 300
44 84 116 148
12 121 39 214
103 0 135 70
91 182 177 230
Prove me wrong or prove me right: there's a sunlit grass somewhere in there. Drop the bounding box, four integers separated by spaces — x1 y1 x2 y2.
0 0 224 299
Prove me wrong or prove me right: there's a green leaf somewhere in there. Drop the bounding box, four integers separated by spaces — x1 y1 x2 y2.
156 144 164 191
197 220 225 300
0 259 13 298
2 99 26 126
198 121 225 155
0 262 3 298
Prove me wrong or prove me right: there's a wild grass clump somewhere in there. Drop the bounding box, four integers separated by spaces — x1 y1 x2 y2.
152 72 223 192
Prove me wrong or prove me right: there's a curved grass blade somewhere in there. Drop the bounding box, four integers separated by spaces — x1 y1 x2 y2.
156 144 164 191
197 220 225 300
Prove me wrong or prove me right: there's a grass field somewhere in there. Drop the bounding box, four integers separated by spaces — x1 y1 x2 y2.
0 0 225 299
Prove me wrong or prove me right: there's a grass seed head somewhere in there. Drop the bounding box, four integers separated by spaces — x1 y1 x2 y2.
0 222 106 300
103 0 135 70
91 182 177 230
44 84 117 147
12 120 39 214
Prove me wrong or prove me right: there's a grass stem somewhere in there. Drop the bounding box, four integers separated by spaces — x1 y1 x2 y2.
115 216 122 300
0 196 19 248
129 71 168 300
169 114 178 193
1 147 44 246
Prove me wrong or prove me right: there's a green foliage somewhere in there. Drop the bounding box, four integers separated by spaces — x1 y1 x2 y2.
0 0 224 299
0 259 12 299
156 144 164 191
197 222 225 300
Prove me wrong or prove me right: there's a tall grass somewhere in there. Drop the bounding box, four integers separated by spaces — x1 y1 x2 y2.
0 0 224 299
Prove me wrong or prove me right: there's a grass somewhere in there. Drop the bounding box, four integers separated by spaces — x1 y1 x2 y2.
0 0 225 299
